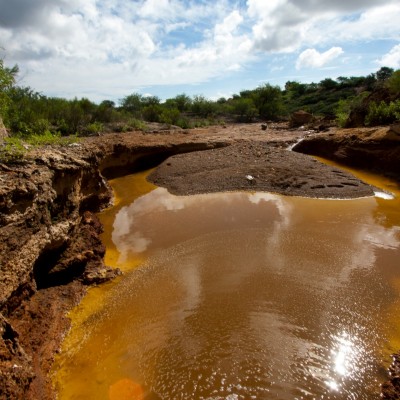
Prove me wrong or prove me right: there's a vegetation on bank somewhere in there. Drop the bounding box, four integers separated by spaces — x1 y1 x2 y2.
1 57 400 150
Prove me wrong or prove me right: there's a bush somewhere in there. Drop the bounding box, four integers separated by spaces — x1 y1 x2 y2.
142 105 162 122
82 122 103 136
127 118 147 130
386 70 400 97
231 98 258 122
365 100 400 126
160 108 181 126
335 92 369 127
253 84 285 120
175 117 192 129
0 137 26 163
191 95 217 117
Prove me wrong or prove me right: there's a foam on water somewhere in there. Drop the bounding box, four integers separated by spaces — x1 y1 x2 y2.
374 191 395 200
287 137 304 151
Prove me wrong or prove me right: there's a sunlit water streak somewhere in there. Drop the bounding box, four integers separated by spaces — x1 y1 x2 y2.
53 166 400 400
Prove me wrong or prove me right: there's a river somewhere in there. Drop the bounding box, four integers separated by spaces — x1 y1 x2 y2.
52 163 400 400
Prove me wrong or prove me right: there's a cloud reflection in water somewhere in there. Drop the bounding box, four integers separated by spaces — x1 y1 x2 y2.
107 186 400 398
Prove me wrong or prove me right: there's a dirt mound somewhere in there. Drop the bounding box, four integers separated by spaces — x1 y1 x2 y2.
149 142 374 198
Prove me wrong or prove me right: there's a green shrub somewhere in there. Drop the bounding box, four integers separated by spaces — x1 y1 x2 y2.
191 95 217 117
142 105 163 122
23 131 79 146
83 122 103 136
160 108 181 126
0 137 26 163
386 70 400 97
128 118 146 130
175 117 192 129
231 98 258 122
365 100 400 126
334 92 370 127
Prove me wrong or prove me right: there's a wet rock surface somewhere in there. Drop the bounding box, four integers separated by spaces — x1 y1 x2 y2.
381 353 400 400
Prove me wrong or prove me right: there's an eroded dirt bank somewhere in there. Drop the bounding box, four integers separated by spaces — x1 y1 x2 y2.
294 125 400 182
0 123 399 399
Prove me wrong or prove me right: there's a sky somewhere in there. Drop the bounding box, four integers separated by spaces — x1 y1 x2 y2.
1 0 400 104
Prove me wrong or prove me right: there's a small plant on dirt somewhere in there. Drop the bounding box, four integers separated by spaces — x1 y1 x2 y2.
0 131 80 163
22 131 79 146
175 117 192 129
83 122 103 136
128 118 147 130
0 137 26 163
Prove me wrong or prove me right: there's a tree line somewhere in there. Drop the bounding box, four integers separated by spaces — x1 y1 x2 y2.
1 60 400 140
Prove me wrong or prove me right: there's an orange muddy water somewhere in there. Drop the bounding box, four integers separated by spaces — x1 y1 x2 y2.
53 167 400 400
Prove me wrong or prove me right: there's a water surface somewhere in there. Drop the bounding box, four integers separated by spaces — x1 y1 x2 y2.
53 167 400 400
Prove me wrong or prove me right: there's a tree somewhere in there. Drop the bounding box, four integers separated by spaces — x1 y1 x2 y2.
252 84 284 120
386 69 400 97
0 60 18 92
173 93 192 112
232 97 257 122
191 95 216 117
376 66 394 82
285 81 307 97
95 100 116 123
0 58 18 118
363 73 377 91
142 104 163 122
142 95 160 106
120 93 143 117
319 78 338 90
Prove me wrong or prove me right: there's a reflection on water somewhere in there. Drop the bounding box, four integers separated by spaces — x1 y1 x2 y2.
53 169 400 400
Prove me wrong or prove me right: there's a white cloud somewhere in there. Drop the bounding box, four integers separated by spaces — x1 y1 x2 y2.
377 44 400 68
215 10 243 37
0 0 399 100
296 47 344 69
247 0 400 54
305 3 400 47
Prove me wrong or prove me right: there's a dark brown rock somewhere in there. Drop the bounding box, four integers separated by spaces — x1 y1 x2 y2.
289 110 314 128
381 353 400 400
389 123 400 136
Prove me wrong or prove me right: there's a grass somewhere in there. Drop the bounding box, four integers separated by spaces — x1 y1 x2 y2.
0 131 80 163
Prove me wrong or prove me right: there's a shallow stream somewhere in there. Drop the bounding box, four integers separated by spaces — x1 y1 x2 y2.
53 164 400 399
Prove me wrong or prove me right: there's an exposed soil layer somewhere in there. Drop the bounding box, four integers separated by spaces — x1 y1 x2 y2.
294 126 400 182
149 141 374 198
0 123 399 399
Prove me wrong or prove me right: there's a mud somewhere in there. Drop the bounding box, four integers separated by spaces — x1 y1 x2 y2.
149 141 374 198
